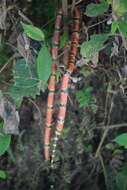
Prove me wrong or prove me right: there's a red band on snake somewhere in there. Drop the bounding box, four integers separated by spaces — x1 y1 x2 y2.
44 9 63 161
44 8 80 165
51 8 80 166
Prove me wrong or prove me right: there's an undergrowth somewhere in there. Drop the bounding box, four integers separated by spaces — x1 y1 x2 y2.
0 0 127 190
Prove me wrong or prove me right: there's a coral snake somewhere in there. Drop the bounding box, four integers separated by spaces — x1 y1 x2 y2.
44 7 80 167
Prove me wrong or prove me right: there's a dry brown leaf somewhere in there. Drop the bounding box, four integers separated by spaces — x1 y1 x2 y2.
0 90 19 135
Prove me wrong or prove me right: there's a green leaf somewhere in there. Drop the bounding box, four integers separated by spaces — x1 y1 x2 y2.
0 122 3 133
76 87 93 108
56 70 61 82
118 21 127 37
85 2 109 17
80 34 108 59
113 0 127 17
113 133 127 147
85 144 93 152
0 170 6 179
8 59 40 107
104 42 113 55
113 149 124 155
116 166 127 190
60 32 68 48
37 45 52 90
0 123 11 156
106 0 112 4
22 23 45 41
116 173 126 190
111 21 119 34
105 143 115 150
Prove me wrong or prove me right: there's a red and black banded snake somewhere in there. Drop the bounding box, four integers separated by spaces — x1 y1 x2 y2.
44 7 80 166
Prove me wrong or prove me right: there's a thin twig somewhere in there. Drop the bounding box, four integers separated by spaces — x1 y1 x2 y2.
99 155 108 186
28 98 42 122
75 0 84 5
0 62 9 73
103 83 110 125
58 44 70 59
95 127 109 158
0 54 18 74
95 123 127 158
88 18 109 30
95 85 116 158
96 123 127 130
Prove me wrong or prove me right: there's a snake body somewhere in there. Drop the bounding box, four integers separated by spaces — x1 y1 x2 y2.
44 8 80 165
44 9 63 160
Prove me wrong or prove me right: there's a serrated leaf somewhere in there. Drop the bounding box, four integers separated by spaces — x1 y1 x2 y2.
111 21 119 34
37 45 52 90
85 2 109 17
8 59 40 107
22 23 45 41
0 123 11 155
80 34 108 59
0 170 6 179
113 133 127 147
76 87 93 108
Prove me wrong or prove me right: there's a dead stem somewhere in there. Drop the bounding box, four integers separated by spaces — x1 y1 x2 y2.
96 123 127 130
95 83 115 157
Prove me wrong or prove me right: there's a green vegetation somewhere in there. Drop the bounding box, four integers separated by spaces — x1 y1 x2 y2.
76 87 94 108
0 123 12 179
0 0 127 189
